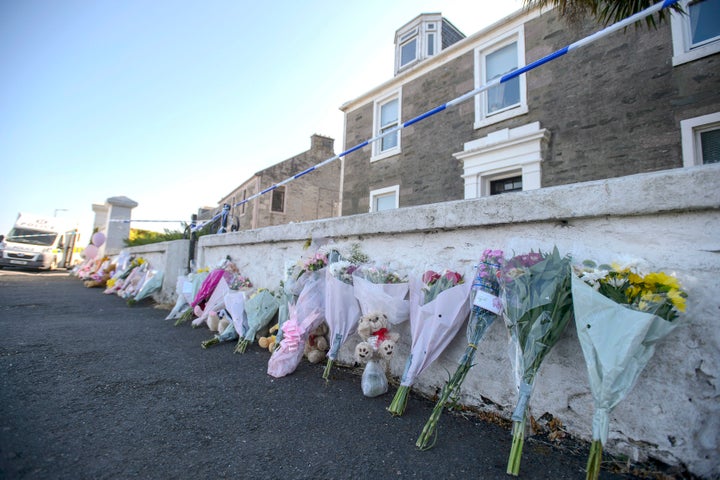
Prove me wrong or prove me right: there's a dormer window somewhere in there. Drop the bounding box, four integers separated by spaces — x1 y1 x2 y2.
399 28 419 68
394 14 464 75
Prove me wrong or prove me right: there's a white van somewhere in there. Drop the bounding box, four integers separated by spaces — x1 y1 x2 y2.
0 213 79 270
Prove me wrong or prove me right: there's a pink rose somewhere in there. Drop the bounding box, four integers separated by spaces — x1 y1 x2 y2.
422 270 441 284
443 271 463 285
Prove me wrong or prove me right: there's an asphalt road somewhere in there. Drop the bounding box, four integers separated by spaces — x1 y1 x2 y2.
0 269 671 480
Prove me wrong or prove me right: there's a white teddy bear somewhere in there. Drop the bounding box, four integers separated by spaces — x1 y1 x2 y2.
354 312 400 363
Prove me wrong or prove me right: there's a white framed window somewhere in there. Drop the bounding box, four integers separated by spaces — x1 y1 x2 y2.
474 27 528 129
394 15 443 75
681 112 720 166
372 89 402 161
369 185 399 212
455 122 548 198
670 0 720 66
398 28 419 70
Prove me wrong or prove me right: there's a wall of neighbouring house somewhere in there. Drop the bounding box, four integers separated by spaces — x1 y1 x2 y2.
174 164 717 479
217 134 340 231
340 8 720 215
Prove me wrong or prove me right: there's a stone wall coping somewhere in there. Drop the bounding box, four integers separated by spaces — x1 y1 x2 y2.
200 164 719 248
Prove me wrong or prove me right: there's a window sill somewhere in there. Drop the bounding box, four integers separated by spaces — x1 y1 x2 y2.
474 105 528 130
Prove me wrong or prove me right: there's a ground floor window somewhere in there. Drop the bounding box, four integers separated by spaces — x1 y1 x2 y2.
369 185 399 212
490 175 523 195
681 112 720 166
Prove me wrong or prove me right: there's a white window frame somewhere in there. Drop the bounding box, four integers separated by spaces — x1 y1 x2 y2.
398 28 419 71
369 185 399 213
394 15 443 75
371 89 402 161
681 111 720 166
474 27 528 129
670 0 720 66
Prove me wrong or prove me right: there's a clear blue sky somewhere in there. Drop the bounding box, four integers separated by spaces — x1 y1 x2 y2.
0 0 522 242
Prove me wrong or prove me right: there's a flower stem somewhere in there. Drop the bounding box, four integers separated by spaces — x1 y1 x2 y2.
416 362 471 450
586 440 603 480
234 338 249 354
387 385 410 416
322 358 334 381
201 337 219 349
174 308 193 326
506 418 526 476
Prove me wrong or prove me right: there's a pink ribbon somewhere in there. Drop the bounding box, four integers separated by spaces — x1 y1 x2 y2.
281 319 301 352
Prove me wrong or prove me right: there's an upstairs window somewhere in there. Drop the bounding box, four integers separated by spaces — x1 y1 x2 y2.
671 0 720 65
372 90 402 160
399 29 418 68
394 15 444 74
474 28 528 129
271 186 285 213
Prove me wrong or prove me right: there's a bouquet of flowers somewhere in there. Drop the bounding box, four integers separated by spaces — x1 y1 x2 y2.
224 290 247 340
353 264 409 325
267 271 326 378
201 310 239 348
128 269 164 306
273 263 301 346
191 275 231 329
572 260 686 480
322 259 362 380
116 261 149 299
351 264 409 397
387 268 472 416
173 270 210 325
501 247 574 476
235 289 279 353
416 249 504 449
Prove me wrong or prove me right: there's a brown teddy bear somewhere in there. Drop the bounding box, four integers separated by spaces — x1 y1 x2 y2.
354 312 400 363
304 322 330 364
258 324 279 353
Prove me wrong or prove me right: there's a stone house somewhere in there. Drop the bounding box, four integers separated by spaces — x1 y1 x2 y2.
339 2 720 215
211 134 340 231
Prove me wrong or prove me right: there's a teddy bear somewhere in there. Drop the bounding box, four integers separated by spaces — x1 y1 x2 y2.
354 312 400 363
304 322 330 364
258 324 279 352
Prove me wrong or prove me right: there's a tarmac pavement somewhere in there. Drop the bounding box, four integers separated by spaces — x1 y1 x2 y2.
0 269 673 479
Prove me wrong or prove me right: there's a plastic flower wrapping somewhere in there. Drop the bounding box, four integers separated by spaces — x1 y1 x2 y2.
416 249 504 449
172 270 210 325
235 289 279 353
387 268 472 416
322 259 362 380
267 270 326 378
571 260 687 480
500 247 574 476
191 275 231 329
201 310 239 349
352 264 410 325
351 264 409 397
128 269 164 305
273 262 302 346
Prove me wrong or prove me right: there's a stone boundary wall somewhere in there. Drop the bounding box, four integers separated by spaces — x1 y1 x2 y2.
122 239 189 304
127 165 719 477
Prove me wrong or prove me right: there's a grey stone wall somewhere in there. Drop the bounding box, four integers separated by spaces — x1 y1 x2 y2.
341 10 720 215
